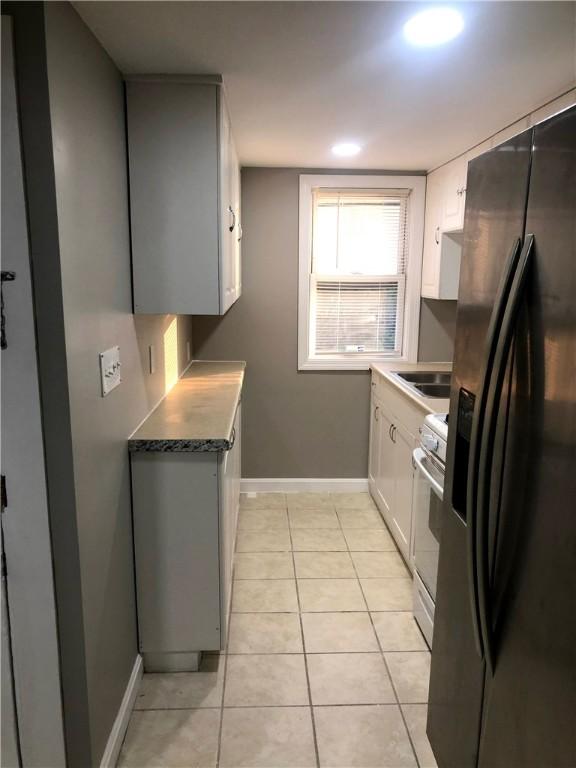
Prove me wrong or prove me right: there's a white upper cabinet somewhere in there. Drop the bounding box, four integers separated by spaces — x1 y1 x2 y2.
421 90 576 302
219 100 242 314
126 76 241 315
421 170 444 298
441 153 468 232
421 161 463 300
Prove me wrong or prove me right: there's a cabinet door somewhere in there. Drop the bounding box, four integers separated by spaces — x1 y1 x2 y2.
126 81 220 314
132 453 221 652
219 97 242 314
219 96 234 313
421 169 443 298
376 406 395 526
232 403 242 531
442 155 468 232
390 422 415 565
219 403 241 647
229 136 242 303
368 392 382 493
219 406 240 648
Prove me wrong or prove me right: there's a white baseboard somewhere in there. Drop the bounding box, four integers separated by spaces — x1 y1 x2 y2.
100 654 143 768
241 478 369 493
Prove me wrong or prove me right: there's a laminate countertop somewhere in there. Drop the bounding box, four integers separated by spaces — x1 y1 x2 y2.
370 361 452 415
129 360 245 453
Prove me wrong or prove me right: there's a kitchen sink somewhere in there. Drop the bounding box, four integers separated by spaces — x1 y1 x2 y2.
390 370 452 399
412 383 451 398
395 371 451 386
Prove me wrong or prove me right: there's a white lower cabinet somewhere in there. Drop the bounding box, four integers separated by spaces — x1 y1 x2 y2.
376 405 395 519
391 421 415 559
218 403 241 643
131 404 241 670
368 390 382 491
369 374 422 567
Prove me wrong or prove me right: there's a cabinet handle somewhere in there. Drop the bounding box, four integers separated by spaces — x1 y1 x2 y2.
388 423 393 440
237 223 243 242
374 406 380 421
390 425 397 443
229 426 236 448
228 205 236 232
435 226 440 245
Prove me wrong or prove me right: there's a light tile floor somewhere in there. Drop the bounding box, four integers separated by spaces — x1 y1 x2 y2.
118 492 438 767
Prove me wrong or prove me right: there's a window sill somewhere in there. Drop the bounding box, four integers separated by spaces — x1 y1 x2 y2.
298 356 411 372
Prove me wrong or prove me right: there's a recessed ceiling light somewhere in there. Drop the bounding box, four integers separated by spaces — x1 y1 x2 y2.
332 142 361 157
403 7 464 47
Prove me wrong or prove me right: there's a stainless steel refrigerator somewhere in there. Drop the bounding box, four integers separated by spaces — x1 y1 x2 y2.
427 104 576 768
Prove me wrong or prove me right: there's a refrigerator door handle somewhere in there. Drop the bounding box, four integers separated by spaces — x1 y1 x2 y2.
476 233 534 674
466 237 523 659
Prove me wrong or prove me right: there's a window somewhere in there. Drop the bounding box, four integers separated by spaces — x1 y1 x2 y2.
298 175 425 370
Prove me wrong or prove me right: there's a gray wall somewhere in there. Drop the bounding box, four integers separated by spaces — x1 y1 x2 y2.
194 167 456 479
194 168 370 478
44 4 192 763
418 298 457 362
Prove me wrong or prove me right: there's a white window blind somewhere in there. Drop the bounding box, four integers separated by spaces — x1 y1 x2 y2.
309 188 410 357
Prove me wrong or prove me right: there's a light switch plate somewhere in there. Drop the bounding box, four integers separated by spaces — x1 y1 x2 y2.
99 346 121 396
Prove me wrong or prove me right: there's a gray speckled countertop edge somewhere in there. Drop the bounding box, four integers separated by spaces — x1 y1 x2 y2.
128 437 232 453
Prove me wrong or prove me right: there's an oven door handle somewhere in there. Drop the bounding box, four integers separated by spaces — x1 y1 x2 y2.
413 448 444 500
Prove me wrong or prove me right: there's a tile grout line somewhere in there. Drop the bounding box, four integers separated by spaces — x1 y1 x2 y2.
224 648 429 654
343 501 423 768
287 508 322 768
136 702 426 712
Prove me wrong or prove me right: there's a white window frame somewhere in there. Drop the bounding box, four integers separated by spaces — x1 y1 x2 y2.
298 174 425 371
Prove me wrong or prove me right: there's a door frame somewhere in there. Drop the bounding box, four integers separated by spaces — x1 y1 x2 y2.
1 15 66 766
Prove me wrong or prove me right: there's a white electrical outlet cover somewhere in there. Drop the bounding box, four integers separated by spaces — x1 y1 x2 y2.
99 346 121 396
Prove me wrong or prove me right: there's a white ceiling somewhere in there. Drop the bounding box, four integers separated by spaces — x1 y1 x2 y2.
74 1 576 171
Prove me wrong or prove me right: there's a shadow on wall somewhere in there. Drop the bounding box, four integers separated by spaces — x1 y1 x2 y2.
418 298 457 362
192 315 220 352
